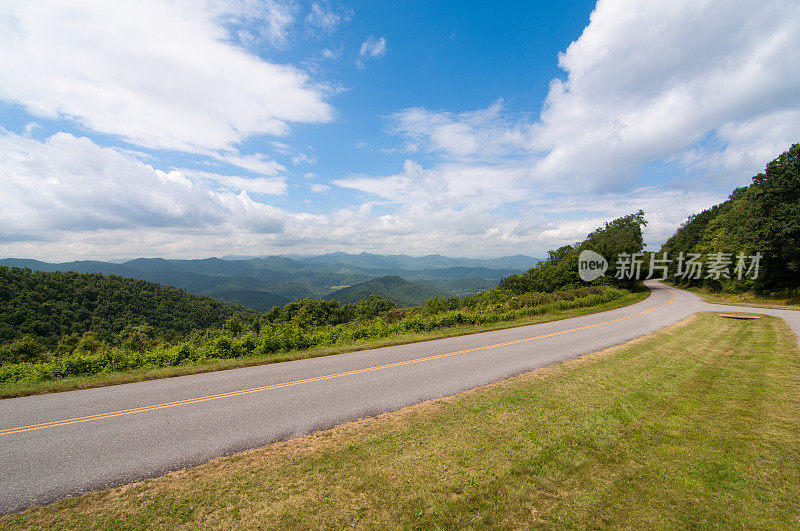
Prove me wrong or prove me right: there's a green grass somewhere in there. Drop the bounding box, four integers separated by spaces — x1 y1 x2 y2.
672 283 800 310
0 290 647 398
4 311 799 528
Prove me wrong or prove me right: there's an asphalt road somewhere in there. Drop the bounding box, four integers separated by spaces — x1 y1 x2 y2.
1 281 798 514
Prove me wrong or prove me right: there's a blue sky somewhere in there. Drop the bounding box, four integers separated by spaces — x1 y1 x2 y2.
1 0 798 261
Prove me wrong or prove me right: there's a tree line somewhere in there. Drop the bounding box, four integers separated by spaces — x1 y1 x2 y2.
499 211 648 293
661 143 800 293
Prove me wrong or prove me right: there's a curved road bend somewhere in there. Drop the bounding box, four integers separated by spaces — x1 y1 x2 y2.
1 281 798 514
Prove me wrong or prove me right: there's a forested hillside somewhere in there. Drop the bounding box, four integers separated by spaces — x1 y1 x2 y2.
499 211 648 293
0 267 255 347
325 276 446 307
201 289 290 312
662 143 800 293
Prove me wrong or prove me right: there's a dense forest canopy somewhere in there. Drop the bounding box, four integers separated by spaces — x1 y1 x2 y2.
0 266 255 347
661 143 800 293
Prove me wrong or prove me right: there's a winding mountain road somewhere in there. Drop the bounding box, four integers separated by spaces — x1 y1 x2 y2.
1 281 798 514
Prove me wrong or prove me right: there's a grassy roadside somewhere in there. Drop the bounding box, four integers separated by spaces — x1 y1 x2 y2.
667 283 800 310
0 290 647 398
5 311 798 528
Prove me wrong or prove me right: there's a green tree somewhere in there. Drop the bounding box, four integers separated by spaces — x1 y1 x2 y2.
0 337 49 364
55 333 81 357
223 316 244 336
745 143 800 290
74 332 104 355
265 298 346 327
349 293 397 321
660 143 800 293
119 326 155 352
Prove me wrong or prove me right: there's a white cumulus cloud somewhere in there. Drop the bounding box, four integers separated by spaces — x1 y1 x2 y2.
390 101 532 159
3 0 799 260
530 0 800 190
0 132 288 240
353 0 800 252
0 0 332 155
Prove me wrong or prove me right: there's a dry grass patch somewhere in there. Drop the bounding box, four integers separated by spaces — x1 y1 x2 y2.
4 311 799 528
674 284 800 310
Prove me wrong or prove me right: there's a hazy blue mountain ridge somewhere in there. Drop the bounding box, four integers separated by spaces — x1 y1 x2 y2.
0 254 541 311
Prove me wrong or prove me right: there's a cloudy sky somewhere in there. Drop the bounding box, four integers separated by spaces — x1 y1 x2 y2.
1 0 798 261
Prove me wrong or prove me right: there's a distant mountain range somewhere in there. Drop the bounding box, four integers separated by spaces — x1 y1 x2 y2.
288 252 539 271
0 253 540 311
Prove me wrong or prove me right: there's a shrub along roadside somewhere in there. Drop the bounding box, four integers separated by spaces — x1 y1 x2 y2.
0 287 632 387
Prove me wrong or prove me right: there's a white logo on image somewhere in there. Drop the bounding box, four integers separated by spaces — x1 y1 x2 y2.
578 250 608 281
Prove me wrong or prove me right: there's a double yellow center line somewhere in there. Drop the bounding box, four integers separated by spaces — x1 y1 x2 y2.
0 287 674 437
